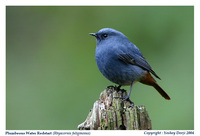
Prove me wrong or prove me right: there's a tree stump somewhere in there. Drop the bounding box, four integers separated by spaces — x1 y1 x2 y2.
78 86 152 130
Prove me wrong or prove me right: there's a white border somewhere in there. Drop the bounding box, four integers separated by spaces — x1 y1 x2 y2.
0 1 6 136
194 1 200 135
1 0 199 136
1 0 196 6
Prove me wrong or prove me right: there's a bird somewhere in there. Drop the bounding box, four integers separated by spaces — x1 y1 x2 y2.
89 28 171 103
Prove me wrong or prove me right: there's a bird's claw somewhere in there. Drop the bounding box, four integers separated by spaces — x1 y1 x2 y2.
106 85 121 91
106 85 114 89
114 85 121 91
114 95 134 104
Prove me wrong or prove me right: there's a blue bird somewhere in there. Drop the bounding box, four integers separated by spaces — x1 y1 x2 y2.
90 28 170 103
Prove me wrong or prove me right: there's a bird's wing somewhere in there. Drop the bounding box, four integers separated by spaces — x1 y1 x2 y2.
117 53 161 79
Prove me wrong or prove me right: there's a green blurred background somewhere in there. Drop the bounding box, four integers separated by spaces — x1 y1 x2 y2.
6 6 194 130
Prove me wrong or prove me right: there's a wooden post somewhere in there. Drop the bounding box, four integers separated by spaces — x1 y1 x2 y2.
78 86 152 130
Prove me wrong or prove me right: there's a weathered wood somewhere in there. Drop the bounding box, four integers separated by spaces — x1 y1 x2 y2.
78 86 152 130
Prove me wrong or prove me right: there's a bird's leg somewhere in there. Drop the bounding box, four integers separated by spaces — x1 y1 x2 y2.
114 81 134 104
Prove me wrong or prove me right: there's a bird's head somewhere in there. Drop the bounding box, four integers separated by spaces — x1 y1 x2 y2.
89 28 128 45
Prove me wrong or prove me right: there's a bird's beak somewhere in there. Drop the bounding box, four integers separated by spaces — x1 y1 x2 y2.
89 33 97 37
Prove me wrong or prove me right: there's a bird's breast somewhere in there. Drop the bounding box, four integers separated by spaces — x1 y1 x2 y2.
95 48 147 85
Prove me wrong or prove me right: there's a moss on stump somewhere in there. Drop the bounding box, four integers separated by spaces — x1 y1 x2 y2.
78 86 152 130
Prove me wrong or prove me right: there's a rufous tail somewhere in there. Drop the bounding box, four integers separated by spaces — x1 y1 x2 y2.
140 72 171 100
152 82 171 100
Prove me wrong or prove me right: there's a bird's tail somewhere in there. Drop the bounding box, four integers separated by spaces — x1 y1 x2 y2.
140 72 171 100
152 82 171 100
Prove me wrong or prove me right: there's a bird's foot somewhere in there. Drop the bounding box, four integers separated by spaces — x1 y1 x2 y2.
114 95 134 105
106 85 121 91
114 85 121 91
106 85 114 89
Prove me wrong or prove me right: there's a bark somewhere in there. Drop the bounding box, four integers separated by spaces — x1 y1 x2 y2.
78 86 152 130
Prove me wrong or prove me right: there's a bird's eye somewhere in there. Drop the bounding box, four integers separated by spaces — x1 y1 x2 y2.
102 34 108 38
